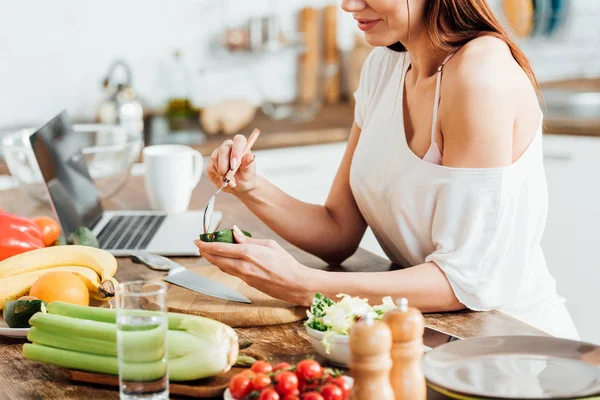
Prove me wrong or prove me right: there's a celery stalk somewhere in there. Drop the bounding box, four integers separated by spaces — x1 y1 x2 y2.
28 302 239 381
23 344 165 382
28 326 202 362
30 313 116 341
28 327 118 357
27 326 166 363
46 301 116 323
29 313 166 363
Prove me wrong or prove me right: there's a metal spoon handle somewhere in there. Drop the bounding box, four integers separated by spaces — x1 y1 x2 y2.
224 128 260 183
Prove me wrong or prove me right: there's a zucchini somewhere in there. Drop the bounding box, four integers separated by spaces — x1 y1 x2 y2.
3 299 46 328
199 229 252 243
68 227 99 248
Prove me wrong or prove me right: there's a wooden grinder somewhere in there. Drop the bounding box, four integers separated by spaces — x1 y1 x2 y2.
383 298 426 400
349 314 395 400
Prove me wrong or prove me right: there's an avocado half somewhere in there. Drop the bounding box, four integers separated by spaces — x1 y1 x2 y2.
199 229 252 243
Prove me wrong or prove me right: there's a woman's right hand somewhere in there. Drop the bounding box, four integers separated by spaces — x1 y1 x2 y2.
206 134 257 194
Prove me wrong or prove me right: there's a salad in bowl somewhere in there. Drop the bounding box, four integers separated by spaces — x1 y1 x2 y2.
305 293 396 367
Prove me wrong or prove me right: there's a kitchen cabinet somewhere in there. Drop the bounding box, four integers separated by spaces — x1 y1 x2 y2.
542 134 600 344
253 143 387 259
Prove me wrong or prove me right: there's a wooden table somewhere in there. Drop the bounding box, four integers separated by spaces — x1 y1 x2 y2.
0 177 547 399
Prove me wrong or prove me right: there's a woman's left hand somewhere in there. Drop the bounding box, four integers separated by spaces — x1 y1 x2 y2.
194 226 317 306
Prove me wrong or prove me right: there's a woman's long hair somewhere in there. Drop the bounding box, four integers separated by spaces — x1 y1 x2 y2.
389 0 541 95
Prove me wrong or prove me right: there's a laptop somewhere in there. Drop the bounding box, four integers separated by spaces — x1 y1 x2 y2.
29 111 222 256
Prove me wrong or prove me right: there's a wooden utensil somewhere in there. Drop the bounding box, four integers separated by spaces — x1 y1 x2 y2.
298 7 321 105
324 5 341 104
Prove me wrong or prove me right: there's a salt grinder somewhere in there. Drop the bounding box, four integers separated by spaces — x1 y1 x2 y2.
349 313 395 400
383 297 426 400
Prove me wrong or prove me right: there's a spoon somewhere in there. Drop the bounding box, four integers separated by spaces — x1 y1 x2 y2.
203 128 261 233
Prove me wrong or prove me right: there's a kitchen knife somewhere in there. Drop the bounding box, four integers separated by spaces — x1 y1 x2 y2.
131 251 252 304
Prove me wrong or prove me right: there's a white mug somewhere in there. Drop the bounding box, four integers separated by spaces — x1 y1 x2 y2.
142 145 203 213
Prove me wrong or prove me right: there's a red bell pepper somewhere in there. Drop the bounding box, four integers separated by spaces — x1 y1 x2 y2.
0 209 45 262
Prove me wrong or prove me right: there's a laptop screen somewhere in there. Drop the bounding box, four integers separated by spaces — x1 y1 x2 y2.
29 111 104 238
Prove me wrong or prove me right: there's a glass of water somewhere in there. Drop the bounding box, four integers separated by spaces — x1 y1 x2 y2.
116 281 168 400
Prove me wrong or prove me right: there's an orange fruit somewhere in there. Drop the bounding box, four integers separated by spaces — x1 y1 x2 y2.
30 271 89 306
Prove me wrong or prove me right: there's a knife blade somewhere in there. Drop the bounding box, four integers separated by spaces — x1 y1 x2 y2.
164 269 251 304
131 252 252 304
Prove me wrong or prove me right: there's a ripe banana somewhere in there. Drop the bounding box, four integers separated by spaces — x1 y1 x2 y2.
0 245 118 290
0 266 117 310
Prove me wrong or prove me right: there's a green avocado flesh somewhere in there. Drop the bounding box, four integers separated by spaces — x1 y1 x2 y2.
199 229 252 243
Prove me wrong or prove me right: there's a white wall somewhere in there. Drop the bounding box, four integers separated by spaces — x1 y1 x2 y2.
1 0 599 127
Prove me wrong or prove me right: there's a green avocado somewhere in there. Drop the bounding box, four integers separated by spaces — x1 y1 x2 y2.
199 229 252 243
3 299 46 328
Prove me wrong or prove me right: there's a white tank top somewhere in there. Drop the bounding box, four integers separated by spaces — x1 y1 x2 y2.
349 47 578 339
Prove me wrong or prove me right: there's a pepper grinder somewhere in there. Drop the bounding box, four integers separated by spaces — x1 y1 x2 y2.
349 314 395 400
383 298 426 400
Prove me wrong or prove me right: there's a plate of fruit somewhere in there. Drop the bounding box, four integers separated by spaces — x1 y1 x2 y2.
224 359 353 400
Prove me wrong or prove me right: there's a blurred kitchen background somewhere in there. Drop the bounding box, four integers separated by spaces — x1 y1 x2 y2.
1 0 600 341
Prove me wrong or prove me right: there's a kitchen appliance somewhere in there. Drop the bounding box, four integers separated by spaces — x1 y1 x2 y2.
29 111 221 256
97 59 144 135
2 124 142 204
131 252 251 303
203 128 260 234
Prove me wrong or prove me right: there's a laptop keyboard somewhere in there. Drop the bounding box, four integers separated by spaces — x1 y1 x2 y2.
97 215 166 250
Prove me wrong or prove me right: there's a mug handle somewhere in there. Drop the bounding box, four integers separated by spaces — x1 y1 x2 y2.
190 149 204 191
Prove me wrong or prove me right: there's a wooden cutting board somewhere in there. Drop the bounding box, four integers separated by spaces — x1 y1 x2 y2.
65 352 264 398
153 266 307 328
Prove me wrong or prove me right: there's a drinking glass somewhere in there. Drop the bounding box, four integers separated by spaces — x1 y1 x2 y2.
116 281 169 400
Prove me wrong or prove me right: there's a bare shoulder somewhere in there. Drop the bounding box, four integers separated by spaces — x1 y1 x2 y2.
445 35 529 93
439 36 536 168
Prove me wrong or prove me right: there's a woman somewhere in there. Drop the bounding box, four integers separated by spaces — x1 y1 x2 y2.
195 0 578 339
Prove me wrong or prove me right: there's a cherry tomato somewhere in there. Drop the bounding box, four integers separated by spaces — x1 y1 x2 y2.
303 392 325 400
229 373 252 399
32 216 61 247
295 359 322 382
258 387 280 400
331 376 352 398
251 360 274 374
273 371 298 396
251 373 272 390
282 395 299 400
240 369 255 378
320 384 344 400
273 362 292 372
298 380 319 393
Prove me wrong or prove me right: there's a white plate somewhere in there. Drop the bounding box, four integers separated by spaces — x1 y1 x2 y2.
0 315 29 338
423 335 600 399
224 376 353 400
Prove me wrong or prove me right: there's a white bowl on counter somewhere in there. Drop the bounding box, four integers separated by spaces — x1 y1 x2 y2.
306 326 350 367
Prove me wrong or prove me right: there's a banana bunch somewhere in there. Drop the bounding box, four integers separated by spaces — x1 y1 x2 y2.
0 245 118 309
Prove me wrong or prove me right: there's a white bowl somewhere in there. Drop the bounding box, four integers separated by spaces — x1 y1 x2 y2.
306 326 350 367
